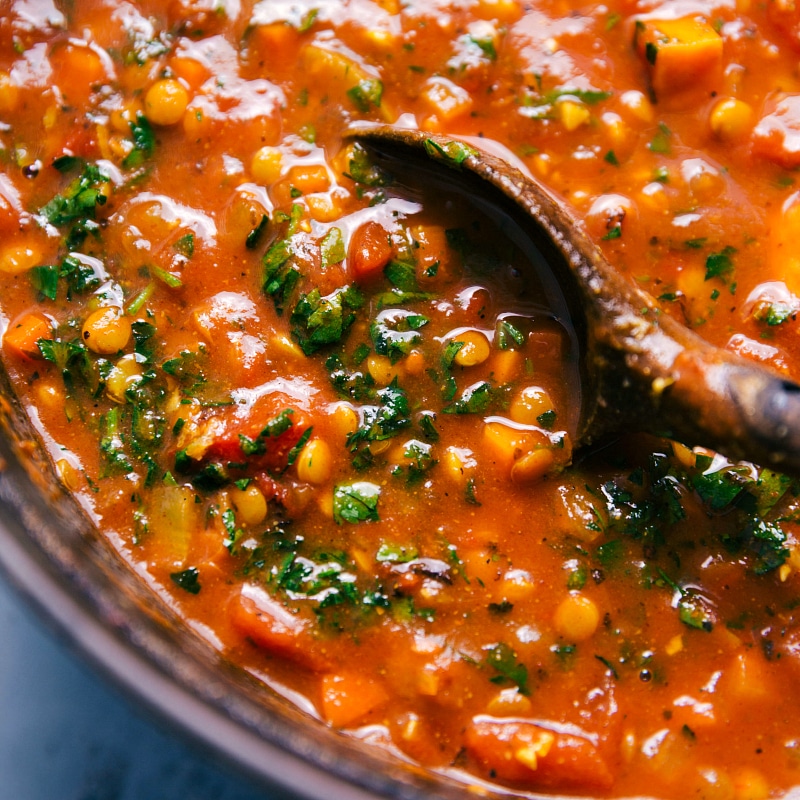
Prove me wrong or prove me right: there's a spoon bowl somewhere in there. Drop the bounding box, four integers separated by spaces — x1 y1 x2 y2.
348 125 800 475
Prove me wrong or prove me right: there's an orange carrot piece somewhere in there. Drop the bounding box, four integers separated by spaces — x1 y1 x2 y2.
320 671 389 728
230 584 330 672
3 313 52 359
465 719 614 792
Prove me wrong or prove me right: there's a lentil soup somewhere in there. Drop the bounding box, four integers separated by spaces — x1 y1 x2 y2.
3 0 800 797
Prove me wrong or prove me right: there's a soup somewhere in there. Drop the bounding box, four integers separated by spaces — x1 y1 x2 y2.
2 0 800 797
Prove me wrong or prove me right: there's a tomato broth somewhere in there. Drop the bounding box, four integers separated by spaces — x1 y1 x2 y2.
3 1 800 797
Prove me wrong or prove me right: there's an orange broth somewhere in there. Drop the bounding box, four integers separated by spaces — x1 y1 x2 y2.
3 1 800 797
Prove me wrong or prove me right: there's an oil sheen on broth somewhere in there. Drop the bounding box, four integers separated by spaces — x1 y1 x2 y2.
3 1 800 797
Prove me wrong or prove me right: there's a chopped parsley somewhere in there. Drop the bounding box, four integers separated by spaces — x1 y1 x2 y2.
371 308 428 363
333 481 381 523
262 204 303 314
239 409 295 456
704 246 737 281
423 137 478 169
39 159 109 228
122 113 155 169
347 78 383 113
291 284 365 355
170 567 201 595
485 642 530 695
320 226 346 268
347 381 412 465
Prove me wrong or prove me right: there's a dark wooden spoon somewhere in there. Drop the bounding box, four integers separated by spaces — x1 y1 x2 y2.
348 125 800 475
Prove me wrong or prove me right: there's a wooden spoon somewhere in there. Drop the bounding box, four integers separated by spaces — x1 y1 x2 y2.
348 125 800 475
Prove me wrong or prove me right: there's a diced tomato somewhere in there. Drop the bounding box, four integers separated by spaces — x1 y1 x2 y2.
767 1 800 50
348 220 393 282
199 394 313 471
752 94 800 169
230 583 330 672
465 718 614 792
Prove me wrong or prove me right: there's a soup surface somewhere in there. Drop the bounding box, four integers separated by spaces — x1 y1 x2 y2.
4 0 800 797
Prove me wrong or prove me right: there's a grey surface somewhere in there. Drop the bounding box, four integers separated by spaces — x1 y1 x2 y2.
0 571 280 800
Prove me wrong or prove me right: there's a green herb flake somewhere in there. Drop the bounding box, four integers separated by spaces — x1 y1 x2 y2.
345 142 391 187
653 166 669 183
371 308 428 363
173 232 195 258
704 246 737 281
648 123 672 155
291 284 365 355
30 264 59 300
38 160 109 229
333 481 381 524
320 227 346 268
376 543 418 563
485 642 530 695
262 204 304 314
754 300 796 326
122 113 155 169
692 467 744 511
246 214 269 250
346 380 411 459
222 507 245 553
543 88 612 106
496 319 525 350
418 412 439 442
170 566 201 595
384 260 419 292
151 264 183 289
567 563 588 590
468 33 497 60
423 137 478 169
286 426 313 468
297 8 318 32
537 409 556 430
465 477 481 506
347 78 383 113
595 654 619 679
678 593 714 632
443 381 494 414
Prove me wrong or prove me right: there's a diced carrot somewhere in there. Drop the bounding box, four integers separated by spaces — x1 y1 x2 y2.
634 16 723 98
50 43 108 104
481 420 548 476
320 671 389 728
348 220 392 281
3 313 52 359
250 23 301 66
411 224 462 288
465 718 614 791
720 650 775 703
230 584 330 671
168 56 210 91
420 77 474 122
